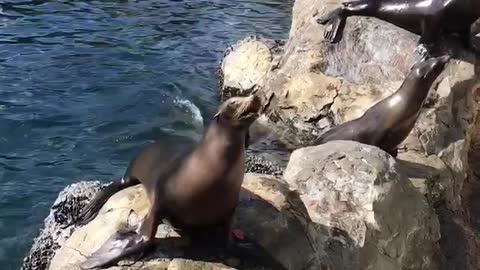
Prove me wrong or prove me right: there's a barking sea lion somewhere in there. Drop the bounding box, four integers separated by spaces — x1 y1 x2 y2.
76 95 262 269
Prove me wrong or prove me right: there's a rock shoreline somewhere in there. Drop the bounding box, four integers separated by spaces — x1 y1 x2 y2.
23 0 480 269
21 181 105 270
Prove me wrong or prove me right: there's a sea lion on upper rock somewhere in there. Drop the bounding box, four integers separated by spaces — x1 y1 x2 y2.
313 55 450 157
317 0 480 58
76 95 263 269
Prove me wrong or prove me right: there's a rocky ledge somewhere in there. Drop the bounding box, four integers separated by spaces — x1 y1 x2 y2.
24 142 440 270
23 0 480 269
220 0 480 268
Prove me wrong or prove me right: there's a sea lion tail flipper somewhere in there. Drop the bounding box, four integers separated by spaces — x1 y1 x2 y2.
80 230 149 269
81 208 162 269
77 178 139 226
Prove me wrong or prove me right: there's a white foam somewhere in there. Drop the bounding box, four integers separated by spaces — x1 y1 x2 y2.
173 97 204 131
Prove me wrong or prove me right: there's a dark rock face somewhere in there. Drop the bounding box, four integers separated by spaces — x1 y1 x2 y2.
21 181 104 270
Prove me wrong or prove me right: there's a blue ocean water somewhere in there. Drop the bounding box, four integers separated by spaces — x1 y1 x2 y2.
0 0 293 268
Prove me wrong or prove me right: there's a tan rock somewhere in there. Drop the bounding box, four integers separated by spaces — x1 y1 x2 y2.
221 38 272 94
330 82 399 123
278 73 342 121
284 141 442 270
49 174 330 270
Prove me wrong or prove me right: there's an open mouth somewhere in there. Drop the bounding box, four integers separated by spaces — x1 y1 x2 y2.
238 95 262 118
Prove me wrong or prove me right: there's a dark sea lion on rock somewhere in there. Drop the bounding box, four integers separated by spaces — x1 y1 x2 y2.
76 95 263 269
313 55 450 157
317 0 480 58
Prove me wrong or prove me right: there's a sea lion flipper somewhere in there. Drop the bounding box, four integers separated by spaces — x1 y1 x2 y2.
80 230 148 269
81 208 161 269
77 177 141 226
317 8 346 43
317 8 341 25
76 181 126 226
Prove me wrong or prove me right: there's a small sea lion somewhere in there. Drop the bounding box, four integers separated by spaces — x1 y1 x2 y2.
317 0 480 58
77 94 262 269
313 55 450 157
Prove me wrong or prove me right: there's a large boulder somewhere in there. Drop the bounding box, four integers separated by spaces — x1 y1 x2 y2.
221 38 273 97
48 174 330 270
284 141 442 270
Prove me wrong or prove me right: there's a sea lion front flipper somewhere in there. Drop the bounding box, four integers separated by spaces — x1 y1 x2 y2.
317 8 346 43
416 17 442 60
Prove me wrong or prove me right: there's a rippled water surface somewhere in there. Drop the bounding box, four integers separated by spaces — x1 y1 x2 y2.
0 0 293 268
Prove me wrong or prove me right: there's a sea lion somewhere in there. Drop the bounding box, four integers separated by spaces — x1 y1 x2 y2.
313 55 450 157
317 0 480 58
77 94 262 269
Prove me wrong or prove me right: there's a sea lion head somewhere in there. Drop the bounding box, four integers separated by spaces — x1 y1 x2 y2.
411 55 450 85
214 94 262 128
